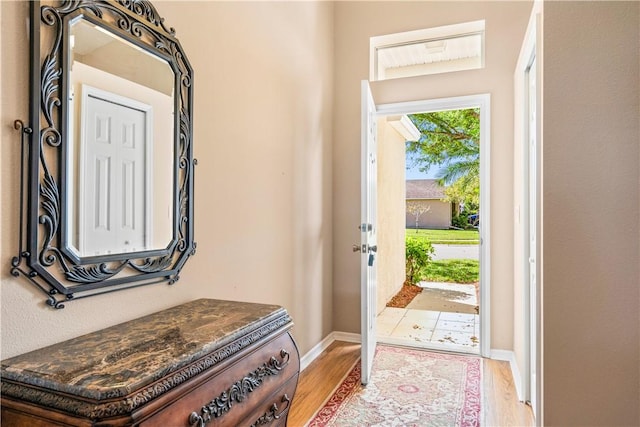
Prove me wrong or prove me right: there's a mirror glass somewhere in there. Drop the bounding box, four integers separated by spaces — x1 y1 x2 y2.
66 18 175 257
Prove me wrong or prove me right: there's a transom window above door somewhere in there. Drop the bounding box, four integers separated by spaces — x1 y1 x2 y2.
370 20 485 81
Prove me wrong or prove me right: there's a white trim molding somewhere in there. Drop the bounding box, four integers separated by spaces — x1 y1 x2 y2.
515 3 543 423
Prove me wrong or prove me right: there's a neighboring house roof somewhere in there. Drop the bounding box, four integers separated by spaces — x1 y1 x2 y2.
406 179 446 200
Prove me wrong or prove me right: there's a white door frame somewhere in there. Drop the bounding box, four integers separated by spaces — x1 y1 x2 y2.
517 6 542 424
376 93 491 358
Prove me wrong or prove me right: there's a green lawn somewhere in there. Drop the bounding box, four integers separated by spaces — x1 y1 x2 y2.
421 259 479 283
406 228 479 245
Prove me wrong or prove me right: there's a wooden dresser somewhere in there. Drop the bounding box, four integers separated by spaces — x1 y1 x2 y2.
1 299 299 426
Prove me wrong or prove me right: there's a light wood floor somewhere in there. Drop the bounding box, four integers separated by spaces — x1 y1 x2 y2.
288 341 534 427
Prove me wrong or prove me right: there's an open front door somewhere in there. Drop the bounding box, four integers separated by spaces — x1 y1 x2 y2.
360 80 378 386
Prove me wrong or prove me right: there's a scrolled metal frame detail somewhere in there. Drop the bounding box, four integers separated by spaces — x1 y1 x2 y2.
188 349 291 427
12 0 195 308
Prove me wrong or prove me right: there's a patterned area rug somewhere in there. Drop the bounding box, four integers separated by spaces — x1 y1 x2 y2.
307 345 481 427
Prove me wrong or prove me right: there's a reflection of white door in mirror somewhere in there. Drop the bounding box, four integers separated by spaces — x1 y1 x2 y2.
79 85 153 256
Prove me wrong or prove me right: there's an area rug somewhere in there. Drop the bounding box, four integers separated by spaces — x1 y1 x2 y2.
307 345 481 427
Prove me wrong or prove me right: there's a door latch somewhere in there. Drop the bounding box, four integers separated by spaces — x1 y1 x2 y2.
354 244 377 253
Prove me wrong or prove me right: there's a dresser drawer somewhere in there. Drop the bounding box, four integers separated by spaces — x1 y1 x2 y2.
140 332 299 427
240 374 298 427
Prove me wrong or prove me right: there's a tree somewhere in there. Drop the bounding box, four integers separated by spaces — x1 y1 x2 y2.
406 201 430 231
407 108 480 208
444 175 479 212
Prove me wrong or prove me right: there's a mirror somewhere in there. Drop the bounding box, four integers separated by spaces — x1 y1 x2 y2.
11 0 195 308
67 18 175 257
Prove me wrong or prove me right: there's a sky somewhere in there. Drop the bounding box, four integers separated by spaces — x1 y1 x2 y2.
405 156 441 180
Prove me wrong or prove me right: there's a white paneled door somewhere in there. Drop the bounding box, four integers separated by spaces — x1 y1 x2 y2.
360 80 378 385
80 87 151 256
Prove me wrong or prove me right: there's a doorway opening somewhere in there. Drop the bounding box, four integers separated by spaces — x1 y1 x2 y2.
373 95 490 357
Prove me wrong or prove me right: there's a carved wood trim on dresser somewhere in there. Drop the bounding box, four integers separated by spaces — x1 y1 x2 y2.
1 299 300 426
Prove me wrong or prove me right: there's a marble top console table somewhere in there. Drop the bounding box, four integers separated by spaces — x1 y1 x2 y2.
1 299 299 426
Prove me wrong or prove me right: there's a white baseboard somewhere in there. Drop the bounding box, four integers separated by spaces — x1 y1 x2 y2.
332 331 360 343
491 349 523 402
299 331 360 371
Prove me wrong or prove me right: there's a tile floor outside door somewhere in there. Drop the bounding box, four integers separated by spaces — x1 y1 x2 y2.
378 243 480 354
377 306 480 354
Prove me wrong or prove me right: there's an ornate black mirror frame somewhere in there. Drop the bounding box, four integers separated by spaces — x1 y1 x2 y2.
11 0 196 309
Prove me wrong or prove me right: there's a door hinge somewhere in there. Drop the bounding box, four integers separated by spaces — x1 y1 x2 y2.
359 223 372 232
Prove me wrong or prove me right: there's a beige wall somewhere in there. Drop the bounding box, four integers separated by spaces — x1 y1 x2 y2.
376 118 406 313
333 1 532 351
541 2 639 424
1 1 334 359
406 199 451 229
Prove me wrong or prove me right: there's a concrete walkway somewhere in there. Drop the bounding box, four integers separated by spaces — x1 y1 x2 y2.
407 281 477 313
432 244 479 260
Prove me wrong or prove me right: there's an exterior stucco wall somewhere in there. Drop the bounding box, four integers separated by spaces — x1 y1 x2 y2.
406 199 452 229
377 118 407 313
